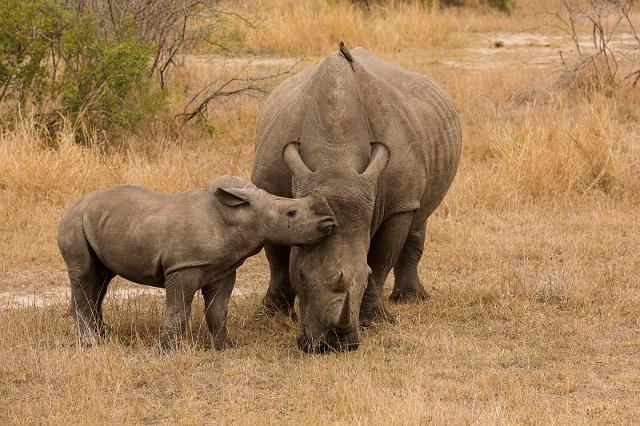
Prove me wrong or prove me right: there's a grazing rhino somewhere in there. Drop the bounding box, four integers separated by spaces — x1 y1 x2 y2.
57 176 336 351
251 44 462 352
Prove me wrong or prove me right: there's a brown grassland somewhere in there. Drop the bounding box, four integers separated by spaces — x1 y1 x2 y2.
1 0 639 424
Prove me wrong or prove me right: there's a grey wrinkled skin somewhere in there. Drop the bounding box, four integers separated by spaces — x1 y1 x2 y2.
57 175 336 351
251 46 462 353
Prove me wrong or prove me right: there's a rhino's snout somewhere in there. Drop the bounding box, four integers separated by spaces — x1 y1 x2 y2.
296 326 360 354
317 215 337 233
310 198 336 235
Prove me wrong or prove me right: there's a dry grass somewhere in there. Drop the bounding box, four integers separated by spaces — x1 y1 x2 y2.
237 0 455 56
2 1 640 424
230 0 566 56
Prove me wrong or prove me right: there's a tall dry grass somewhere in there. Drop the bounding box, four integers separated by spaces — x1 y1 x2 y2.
230 0 569 56
232 0 449 56
429 66 640 211
490 92 640 201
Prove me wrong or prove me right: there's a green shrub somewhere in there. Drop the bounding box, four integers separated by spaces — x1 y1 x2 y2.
0 0 65 103
0 0 215 137
58 13 162 132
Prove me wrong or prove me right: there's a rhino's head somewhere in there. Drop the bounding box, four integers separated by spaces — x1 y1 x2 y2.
282 142 390 353
213 176 336 246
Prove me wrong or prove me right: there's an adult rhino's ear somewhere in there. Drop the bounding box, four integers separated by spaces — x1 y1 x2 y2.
283 141 312 179
214 186 252 207
360 142 390 179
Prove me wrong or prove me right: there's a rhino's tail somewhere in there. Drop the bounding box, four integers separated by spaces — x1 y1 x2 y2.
338 41 355 70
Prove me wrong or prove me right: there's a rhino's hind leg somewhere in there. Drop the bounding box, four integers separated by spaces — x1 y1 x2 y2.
64 244 114 346
261 244 296 318
390 221 429 304
361 212 413 326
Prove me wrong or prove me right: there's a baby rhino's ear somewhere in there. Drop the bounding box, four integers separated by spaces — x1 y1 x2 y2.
214 186 252 207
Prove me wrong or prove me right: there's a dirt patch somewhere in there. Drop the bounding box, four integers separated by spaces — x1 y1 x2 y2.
439 32 639 70
0 258 267 311
0 285 260 311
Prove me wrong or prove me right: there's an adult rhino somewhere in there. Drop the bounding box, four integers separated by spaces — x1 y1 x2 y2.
252 44 461 352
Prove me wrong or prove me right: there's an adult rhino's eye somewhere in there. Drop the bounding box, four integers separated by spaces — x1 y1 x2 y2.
287 209 298 218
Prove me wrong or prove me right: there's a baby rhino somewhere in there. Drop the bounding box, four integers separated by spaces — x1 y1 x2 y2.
58 176 336 351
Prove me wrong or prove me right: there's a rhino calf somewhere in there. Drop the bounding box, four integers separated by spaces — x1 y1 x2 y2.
57 176 336 351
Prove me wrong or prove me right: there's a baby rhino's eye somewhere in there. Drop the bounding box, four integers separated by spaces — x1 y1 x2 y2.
287 209 298 218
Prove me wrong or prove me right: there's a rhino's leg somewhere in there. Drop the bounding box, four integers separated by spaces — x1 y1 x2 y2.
64 236 114 346
261 244 296 317
202 271 236 350
94 274 113 336
361 212 413 326
390 221 429 303
159 270 200 352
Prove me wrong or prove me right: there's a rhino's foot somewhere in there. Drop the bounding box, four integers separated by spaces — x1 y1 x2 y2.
78 331 100 347
97 323 111 337
158 340 181 355
261 293 297 322
360 286 396 327
213 336 238 351
158 331 184 354
75 318 102 347
389 286 429 304
359 305 396 328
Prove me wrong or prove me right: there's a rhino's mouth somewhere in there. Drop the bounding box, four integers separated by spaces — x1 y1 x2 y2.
297 325 359 353
317 216 337 233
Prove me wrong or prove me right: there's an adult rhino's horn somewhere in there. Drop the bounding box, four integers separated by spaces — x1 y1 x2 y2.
360 143 390 179
334 291 351 331
283 141 312 178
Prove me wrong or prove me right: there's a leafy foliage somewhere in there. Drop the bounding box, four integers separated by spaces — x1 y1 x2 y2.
57 13 162 132
0 0 65 103
0 0 227 136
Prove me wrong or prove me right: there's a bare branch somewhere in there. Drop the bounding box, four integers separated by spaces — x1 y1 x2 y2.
179 59 304 122
554 0 639 92
210 8 258 29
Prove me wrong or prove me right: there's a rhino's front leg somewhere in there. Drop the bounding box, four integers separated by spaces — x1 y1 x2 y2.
361 212 413 326
159 270 200 352
261 244 296 318
202 271 236 350
390 220 429 303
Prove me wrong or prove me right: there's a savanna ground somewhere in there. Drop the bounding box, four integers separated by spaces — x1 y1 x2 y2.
1 0 640 423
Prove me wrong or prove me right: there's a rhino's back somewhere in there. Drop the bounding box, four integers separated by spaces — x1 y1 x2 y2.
73 186 218 284
350 48 462 217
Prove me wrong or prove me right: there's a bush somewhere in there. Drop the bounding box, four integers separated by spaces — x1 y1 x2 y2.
0 0 224 138
0 0 65 104
554 0 639 94
57 13 162 133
